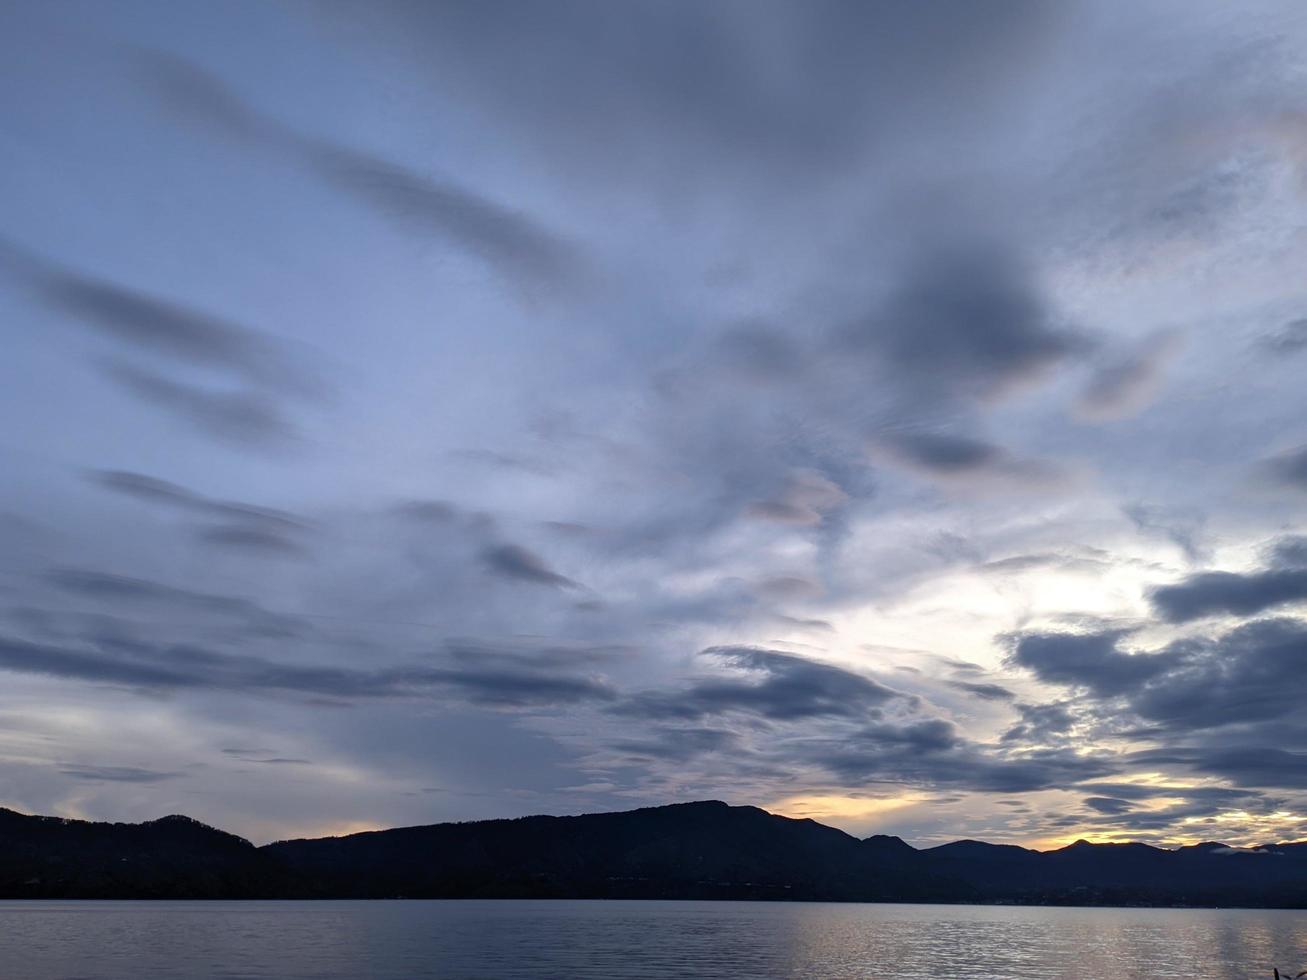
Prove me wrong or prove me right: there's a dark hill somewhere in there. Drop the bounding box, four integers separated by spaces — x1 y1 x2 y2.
263 801 944 900
0 808 271 898
3 801 1307 905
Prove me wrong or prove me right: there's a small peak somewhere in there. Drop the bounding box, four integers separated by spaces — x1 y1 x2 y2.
863 834 915 852
675 800 731 811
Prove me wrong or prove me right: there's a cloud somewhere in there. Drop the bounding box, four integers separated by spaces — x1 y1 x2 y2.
1150 567 1307 623
194 524 308 558
838 245 1083 402
874 430 1064 487
744 469 847 526
713 322 808 384
946 679 1016 702
222 748 312 766
7 0 1307 842
0 635 205 689
481 544 578 588
1077 331 1182 421
1007 629 1177 696
611 726 739 762
1006 614 1307 797
616 646 903 722
321 0 1061 185
753 575 821 600
0 236 328 452
56 764 183 783
1126 618 1307 731
0 236 325 400
392 500 461 524
1122 503 1207 563
45 567 302 636
0 632 616 708
90 470 306 530
38 269 310 391
1260 317 1307 355
1273 536 1307 568
813 732 1114 794
1083 796 1134 815
1001 701 1076 744
137 52 584 301
1264 445 1307 492
100 360 298 449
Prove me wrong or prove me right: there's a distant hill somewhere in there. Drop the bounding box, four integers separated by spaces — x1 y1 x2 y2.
3 800 1307 905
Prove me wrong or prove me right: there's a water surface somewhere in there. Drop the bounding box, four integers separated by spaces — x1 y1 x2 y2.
1 900 1305 979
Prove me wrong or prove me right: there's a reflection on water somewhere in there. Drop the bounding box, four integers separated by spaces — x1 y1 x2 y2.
1 900 1305 980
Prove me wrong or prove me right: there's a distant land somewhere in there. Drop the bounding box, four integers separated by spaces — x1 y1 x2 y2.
4 800 1307 906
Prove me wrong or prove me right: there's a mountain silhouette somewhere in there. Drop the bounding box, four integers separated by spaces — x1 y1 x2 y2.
3 800 1307 905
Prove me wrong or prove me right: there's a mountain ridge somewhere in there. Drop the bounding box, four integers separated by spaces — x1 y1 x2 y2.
3 799 1307 905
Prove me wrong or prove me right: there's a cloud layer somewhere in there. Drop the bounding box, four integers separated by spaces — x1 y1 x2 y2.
2 0 1307 846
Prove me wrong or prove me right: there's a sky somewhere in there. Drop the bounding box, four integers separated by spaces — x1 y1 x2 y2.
3 1 1307 849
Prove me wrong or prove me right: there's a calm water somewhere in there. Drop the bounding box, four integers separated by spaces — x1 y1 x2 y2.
0 900 1305 980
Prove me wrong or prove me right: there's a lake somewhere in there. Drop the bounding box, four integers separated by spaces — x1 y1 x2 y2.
1 900 1305 979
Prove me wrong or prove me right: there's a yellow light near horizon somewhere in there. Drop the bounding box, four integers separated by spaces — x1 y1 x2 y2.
767 793 924 825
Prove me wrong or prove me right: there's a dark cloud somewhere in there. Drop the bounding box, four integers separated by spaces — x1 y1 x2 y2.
323 0 1059 184
617 646 902 722
1007 616 1307 796
1076 331 1181 422
611 726 739 762
91 470 307 530
221 748 312 766
0 631 616 708
814 733 1114 794
195 524 308 558
1180 745 1307 792
1001 701 1076 744
482 544 578 588
101 360 297 449
0 234 327 452
1273 536 1307 568
1149 567 1307 622
840 246 1082 403
40 270 307 390
1075 782 1260 806
1007 629 1176 696
0 635 203 689
392 500 461 524
1264 445 1307 492
1084 796 1134 815
754 575 820 600
1260 317 1307 355
310 145 585 300
879 432 1003 475
874 430 1064 486
45 568 302 636
858 718 959 752
947 679 1016 702
1127 618 1307 731
0 236 316 391
57 764 182 783
138 52 584 301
